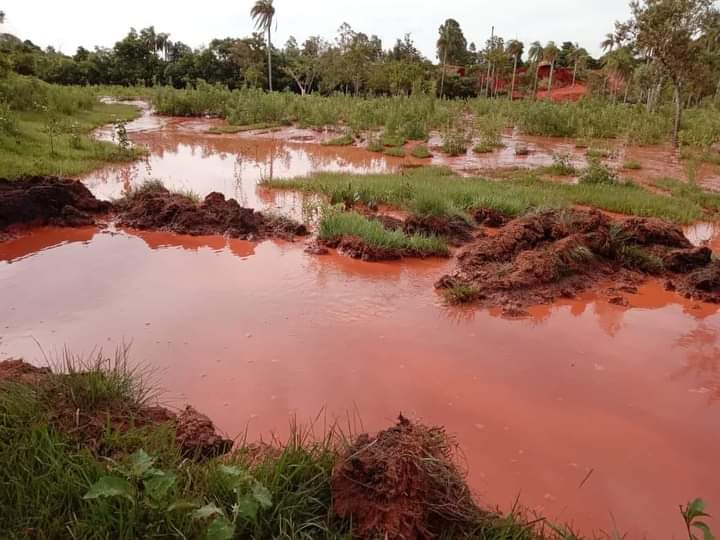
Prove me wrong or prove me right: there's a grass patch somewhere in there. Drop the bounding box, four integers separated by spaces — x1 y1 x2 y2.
366 136 384 152
411 144 432 159
0 103 143 178
267 166 710 224
381 131 407 148
442 130 468 156
443 284 480 304
207 122 281 134
319 209 448 256
579 160 619 185
473 143 495 154
384 146 406 158
622 160 642 170
541 153 577 176
655 177 720 212
322 132 354 146
586 147 612 159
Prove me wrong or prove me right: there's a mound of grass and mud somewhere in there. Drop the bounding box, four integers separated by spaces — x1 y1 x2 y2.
0 75 143 178
315 208 449 261
266 167 717 224
436 208 720 313
0 356 575 540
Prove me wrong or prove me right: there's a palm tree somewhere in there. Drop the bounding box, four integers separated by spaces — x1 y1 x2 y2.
601 32 616 53
0 11 5 24
506 40 523 100
250 0 276 91
528 41 543 98
543 41 560 93
568 44 587 86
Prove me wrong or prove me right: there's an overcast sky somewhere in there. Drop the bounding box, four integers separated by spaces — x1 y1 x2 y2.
1 1 633 60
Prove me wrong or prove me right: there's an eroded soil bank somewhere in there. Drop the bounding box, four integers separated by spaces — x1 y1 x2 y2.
1 227 719 537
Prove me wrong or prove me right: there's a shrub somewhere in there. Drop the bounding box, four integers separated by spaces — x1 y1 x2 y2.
442 129 468 156
579 160 618 185
384 147 406 158
411 145 432 159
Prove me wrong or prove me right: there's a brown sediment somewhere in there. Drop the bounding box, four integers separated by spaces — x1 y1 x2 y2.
436 208 720 309
113 184 307 241
0 177 111 236
0 358 232 460
331 415 483 540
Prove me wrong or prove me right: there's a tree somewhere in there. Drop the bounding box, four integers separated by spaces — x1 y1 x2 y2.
601 32 617 52
543 41 560 92
0 11 5 24
604 47 635 102
506 40 523 100
625 0 713 145
528 41 543 98
568 44 589 86
250 0 275 91
437 19 468 98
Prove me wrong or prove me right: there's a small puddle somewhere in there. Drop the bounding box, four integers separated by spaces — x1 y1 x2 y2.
2 105 720 537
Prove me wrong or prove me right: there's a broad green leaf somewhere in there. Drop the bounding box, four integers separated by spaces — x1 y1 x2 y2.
128 449 155 478
193 503 224 520
84 476 134 503
693 521 716 540
202 516 235 540
251 482 272 509
144 473 176 501
234 494 259 522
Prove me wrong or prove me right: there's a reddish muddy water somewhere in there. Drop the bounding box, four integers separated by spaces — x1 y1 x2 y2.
2 107 720 537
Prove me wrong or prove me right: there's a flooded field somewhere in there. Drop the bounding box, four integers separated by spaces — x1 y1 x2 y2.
2 107 720 537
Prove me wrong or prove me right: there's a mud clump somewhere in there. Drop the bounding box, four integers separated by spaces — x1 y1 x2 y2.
331 415 483 540
437 208 718 309
114 184 307 241
473 207 508 228
0 359 233 460
327 236 402 262
0 358 51 384
678 261 720 303
174 406 234 458
403 215 475 246
0 176 110 233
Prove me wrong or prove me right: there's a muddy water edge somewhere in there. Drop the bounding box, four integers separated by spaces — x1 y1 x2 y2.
1 105 719 537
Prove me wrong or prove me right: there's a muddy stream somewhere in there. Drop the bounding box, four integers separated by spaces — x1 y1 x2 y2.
1 104 719 537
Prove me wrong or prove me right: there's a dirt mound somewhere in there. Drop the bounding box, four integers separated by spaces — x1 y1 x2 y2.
114 184 307 240
329 236 402 262
437 208 716 309
331 415 482 540
0 358 51 384
0 359 233 460
473 207 508 228
175 406 234 458
403 215 475 246
678 261 720 303
0 176 111 232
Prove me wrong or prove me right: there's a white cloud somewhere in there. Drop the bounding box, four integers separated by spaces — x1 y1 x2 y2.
2 0 632 59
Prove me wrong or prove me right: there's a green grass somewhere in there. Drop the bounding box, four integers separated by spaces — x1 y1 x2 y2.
267 166 713 224
0 103 143 178
411 144 432 158
322 132 354 146
318 209 449 256
207 122 281 134
655 177 720 212
622 160 642 170
472 143 495 154
366 137 384 152
384 146 406 158
443 284 480 304
586 147 612 159
381 131 407 147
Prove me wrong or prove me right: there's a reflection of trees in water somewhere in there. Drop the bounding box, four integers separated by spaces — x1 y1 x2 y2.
671 324 720 401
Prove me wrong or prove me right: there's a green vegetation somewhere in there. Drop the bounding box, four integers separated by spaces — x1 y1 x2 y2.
442 129 468 156
207 122 281 134
655 177 720 212
586 147 612 159
579 160 619 185
318 209 448 256
384 146 406 158
322 132 354 146
473 143 494 154
0 75 142 178
267 166 717 224
622 160 642 170
443 284 480 304
411 144 432 158
542 153 577 176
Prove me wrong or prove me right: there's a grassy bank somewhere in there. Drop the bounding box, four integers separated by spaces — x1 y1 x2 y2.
0 356 567 539
266 167 717 224
319 209 449 256
0 75 143 178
